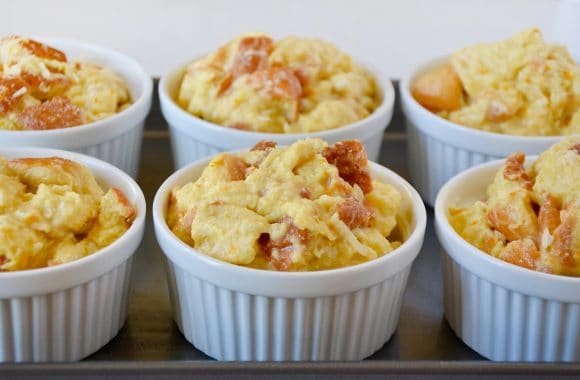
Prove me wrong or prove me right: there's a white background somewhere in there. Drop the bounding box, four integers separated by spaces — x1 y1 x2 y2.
2 0 579 78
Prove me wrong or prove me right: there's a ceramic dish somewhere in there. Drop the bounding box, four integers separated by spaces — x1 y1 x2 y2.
153 152 426 361
401 57 561 206
0 147 146 362
435 157 580 361
0 38 153 178
159 60 394 168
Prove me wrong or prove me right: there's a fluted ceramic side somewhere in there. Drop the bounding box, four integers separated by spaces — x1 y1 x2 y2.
76 122 144 178
169 125 385 169
442 252 580 361
169 129 222 169
407 123 499 206
165 259 411 361
0 257 133 362
360 130 383 163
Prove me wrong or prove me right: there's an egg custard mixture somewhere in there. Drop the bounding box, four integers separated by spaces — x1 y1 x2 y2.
413 28 580 136
168 139 407 271
177 34 380 133
0 156 135 271
0 36 131 131
449 137 580 276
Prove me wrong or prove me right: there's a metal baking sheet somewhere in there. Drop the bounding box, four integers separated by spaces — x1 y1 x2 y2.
1 82 579 379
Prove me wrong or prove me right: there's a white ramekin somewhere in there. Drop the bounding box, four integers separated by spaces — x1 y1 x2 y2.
0 147 146 362
435 157 580 362
153 152 426 361
401 57 562 206
159 59 394 168
0 38 153 178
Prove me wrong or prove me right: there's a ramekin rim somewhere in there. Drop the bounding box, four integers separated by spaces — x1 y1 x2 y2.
153 152 427 280
0 37 153 137
400 55 568 143
158 56 395 139
434 156 580 285
0 146 146 279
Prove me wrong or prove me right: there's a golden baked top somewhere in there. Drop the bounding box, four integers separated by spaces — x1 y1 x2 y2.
449 137 580 276
167 139 404 271
177 34 380 133
0 156 136 271
0 36 131 131
412 28 580 136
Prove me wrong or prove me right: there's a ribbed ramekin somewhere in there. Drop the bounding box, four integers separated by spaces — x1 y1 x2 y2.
400 57 561 206
153 154 426 361
435 157 580 361
0 38 153 178
0 147 146 362
159 60 394 169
